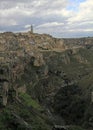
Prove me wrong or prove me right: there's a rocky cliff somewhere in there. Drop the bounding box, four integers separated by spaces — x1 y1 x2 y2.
0 32 93 130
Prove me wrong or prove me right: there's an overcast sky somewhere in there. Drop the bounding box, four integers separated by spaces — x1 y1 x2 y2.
0 0 93 38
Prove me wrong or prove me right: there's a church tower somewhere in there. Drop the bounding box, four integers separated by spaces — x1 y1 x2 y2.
31 25 33 33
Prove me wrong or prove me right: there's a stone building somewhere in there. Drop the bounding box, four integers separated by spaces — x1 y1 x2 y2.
31 25 33 33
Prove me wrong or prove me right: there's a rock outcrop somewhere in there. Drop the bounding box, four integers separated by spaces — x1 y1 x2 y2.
0 32 93 106
0 32 93 130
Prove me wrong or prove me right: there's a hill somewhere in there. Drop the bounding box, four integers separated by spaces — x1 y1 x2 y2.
0 32 93 130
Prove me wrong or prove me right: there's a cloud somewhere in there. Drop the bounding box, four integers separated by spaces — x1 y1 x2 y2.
25 25 31 29
36 22 64 28
0 0 93 37
68 0 93 22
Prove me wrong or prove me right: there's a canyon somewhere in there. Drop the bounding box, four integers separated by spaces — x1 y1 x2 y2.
0 32 93 130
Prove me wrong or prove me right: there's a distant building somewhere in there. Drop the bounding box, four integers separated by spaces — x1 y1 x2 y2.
31 25 33 33
29 40 35 45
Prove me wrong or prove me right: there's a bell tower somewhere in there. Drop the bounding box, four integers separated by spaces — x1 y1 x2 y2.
31 25 33 33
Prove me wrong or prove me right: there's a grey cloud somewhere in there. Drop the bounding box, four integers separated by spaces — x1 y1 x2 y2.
0 0 93 38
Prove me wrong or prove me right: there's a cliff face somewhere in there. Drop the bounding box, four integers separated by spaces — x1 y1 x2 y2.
0 32 93 130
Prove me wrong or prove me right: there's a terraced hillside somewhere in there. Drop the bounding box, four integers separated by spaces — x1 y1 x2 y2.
0 32 93 130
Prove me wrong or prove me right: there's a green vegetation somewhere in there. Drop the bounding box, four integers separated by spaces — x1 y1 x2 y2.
54 85 88 125
0 101 51 130
19 93 42 111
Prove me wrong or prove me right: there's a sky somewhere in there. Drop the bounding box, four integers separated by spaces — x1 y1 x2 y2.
0 0 93 38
